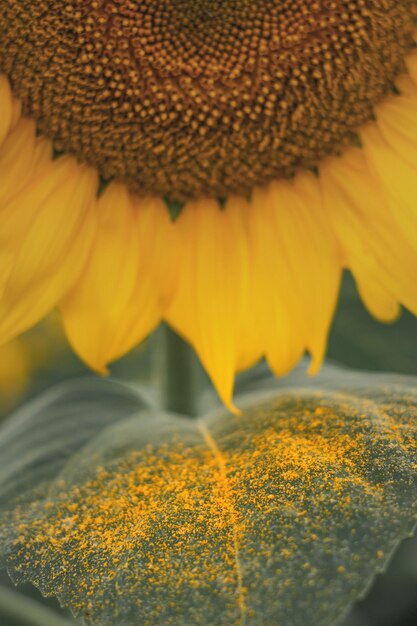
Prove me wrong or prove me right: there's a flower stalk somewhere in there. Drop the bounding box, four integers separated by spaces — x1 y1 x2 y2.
162 325 202 417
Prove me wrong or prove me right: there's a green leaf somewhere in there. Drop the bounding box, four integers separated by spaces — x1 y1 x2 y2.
0 585 74 626
0 369 416 626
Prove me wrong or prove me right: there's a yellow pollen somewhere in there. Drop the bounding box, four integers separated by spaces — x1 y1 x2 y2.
0 1 416 200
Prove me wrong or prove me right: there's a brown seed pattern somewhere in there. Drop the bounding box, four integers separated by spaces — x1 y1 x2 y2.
0 1 416 200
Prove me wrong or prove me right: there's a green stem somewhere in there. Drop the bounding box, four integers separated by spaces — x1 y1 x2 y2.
162 325 202 417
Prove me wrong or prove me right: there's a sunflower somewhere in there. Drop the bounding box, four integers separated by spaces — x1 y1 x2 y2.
1 1 417 409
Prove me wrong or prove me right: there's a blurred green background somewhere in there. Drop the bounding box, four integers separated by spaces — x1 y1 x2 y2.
0 272 416 626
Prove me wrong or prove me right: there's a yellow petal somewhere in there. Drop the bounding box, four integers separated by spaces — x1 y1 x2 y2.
0 151 80 290
0 118 51 210
0 157 98 343
250 173 341 376
115 194 180 357
166 199 249 412
61 185 179 371
361 124 417 258
355 278 400 323
226 196 263 374
320 145 417 321
0 338 29 396
9 98 22 133
245 186 305 377
376 76 417 169
0 75 13 147
60 183 139 371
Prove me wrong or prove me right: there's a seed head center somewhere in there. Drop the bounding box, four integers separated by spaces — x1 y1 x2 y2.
1 0 416 200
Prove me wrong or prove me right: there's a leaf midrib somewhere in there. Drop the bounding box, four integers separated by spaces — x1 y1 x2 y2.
197 422 247 626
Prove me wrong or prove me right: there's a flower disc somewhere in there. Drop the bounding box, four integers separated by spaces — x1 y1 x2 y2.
0 1 416 201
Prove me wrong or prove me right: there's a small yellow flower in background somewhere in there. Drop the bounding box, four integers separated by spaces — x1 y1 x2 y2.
0 315 70 412
1 2 417 409
0 339 29 409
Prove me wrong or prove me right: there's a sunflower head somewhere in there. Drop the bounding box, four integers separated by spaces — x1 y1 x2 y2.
1 0 416 201
1 1 417 410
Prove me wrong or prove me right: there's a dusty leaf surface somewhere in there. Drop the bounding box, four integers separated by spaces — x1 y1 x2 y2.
0 370 416 626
